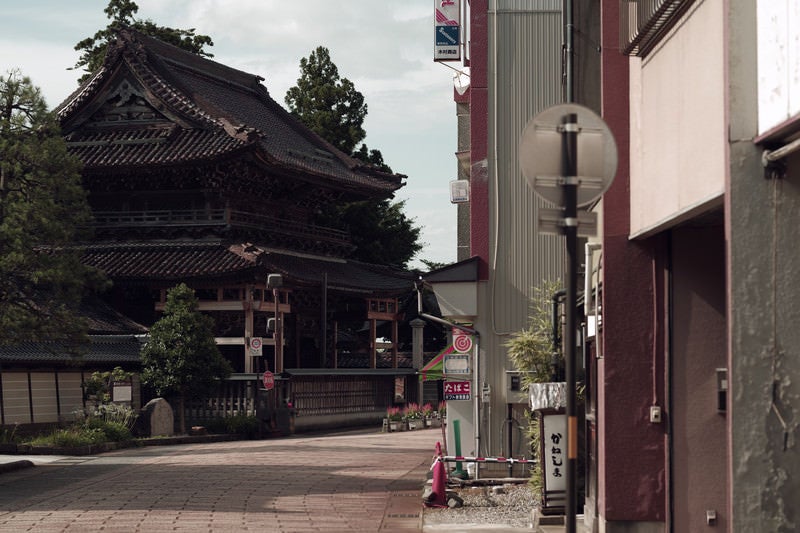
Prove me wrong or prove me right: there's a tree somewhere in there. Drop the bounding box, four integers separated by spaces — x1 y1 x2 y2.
140 283 232 434
285 46 366 155
285 47 422 267
319 199 422 268
352 143 392 173
73 0 214 81
0 71 104 348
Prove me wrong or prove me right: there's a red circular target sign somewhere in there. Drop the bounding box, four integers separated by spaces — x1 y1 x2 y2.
262 370 275 390
453 334 473 353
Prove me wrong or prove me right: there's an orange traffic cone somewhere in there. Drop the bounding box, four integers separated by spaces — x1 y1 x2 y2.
426 442 447 508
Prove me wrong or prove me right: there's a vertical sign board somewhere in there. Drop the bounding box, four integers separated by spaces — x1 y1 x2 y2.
541 411 567 512
434 0 460 61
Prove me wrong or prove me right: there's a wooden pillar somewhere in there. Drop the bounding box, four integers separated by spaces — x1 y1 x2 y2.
333 321 339 369
244 286 254 373
370 318 377 369
274 288 283 374
392 319 399 368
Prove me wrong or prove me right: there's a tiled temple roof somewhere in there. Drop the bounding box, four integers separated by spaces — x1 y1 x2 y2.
0 336 144 364
80 241 415 294
56 29 403 197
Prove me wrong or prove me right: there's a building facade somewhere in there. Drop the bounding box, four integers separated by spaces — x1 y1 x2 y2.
443 0 798 530
592 0 800 531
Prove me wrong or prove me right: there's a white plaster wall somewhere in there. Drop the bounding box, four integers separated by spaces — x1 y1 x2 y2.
629 0 726 237
757 0 800 134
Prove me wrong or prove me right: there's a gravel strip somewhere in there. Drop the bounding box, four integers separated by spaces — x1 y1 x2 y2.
423 481 538 529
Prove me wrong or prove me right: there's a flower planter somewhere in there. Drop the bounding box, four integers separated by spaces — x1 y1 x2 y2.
407 419 422 430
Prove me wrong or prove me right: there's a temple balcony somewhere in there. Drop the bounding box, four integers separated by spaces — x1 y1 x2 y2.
91 207 353 253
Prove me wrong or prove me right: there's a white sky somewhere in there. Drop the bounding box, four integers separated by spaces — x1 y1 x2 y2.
0 0 460 269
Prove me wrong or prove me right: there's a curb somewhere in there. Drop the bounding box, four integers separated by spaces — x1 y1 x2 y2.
0 460 35 475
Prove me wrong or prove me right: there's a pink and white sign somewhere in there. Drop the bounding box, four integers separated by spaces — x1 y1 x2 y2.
434 0 460 61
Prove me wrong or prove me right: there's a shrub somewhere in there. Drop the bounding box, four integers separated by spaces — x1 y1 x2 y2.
225 414 260 438
98 421 132 442
0 424 19 444
27 427 106 448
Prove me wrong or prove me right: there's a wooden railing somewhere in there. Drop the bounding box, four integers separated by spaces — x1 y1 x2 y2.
93 208 226 226
290 375 395 417
92 208 351 245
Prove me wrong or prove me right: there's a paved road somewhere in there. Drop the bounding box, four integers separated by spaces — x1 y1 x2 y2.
0 428 441 532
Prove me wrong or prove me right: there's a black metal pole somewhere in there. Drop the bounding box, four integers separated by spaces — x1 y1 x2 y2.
563 0 576 529
562 112 578 533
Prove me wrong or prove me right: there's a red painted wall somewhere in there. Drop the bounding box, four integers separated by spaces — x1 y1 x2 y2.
599 0 667 522
468 0 489 280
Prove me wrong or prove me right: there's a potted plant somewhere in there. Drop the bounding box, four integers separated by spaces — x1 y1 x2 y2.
404 403 423 430
386 406 402 432
438 401 447 423
422 403 435 427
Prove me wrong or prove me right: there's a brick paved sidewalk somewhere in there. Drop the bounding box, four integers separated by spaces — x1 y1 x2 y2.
0 427 441 532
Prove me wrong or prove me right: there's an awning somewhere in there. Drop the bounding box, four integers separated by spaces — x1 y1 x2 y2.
420 344 455 381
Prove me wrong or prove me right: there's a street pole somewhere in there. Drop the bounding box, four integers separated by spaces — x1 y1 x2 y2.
562 113 578 533
563 1 576 531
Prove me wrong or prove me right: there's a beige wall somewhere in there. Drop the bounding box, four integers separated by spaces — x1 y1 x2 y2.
757 0 800 134
629 0 726 237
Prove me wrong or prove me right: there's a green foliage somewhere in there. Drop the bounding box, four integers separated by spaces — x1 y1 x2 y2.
203 415 260 438
317 198 422 268
140 283 232 433
83 366 134 402
506 280 564 493
419 259 452 272
73 0 214 81
353 144 392 173
0 424 19 444
505 281 563 389
285 46 366 155
224 414 260 439
84 418 132 442
74 402 138 442
26 427 106 448
525 411 544 494
285 47 422 268
0 71 106 348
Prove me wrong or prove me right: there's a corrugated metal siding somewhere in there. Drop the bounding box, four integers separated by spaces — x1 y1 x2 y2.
489 1 564 336
478 1 564 455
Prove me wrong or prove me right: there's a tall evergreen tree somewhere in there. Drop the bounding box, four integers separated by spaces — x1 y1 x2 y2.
285 46 366 155
286 47 422 268
0 72 104 348
140 283 232 434
73 0 214 81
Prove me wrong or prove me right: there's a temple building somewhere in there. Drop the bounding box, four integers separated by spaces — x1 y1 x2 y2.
0 29 440 430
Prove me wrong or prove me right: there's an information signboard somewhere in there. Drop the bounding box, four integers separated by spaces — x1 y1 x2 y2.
444 380 471 401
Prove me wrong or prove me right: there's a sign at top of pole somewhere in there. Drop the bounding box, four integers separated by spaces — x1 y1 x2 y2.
519 103 617 208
